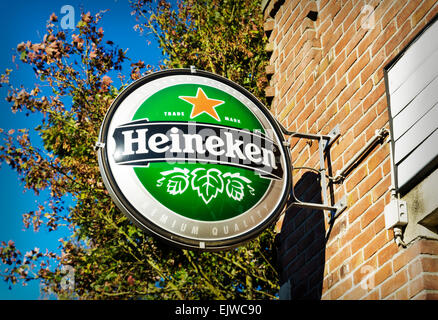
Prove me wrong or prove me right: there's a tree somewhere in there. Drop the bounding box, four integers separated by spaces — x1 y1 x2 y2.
0 0 276 300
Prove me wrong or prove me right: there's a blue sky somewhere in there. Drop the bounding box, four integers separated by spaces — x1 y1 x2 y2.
0 0 162 299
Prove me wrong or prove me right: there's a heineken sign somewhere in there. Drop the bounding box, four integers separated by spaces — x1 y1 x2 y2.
97 69 291 250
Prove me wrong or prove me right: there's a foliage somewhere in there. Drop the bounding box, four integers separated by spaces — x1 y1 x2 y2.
0 0 276 300
131 0 269 104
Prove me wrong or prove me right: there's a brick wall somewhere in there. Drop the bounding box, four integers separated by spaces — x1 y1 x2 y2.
264 0 438 299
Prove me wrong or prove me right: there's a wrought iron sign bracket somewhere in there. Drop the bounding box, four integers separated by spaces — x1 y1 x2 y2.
278 122 347 223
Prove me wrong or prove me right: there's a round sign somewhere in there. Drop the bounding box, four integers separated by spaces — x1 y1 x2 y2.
97 69 291 250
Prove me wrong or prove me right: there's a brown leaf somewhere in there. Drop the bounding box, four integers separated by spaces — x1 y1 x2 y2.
50 13 58 22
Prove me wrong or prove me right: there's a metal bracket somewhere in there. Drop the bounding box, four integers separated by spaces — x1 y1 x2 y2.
291 195 347 221
323 125 341 149
277 119 345 223
94 141 105 151
333 128 389 183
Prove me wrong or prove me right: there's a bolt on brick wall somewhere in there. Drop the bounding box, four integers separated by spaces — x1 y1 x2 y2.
264 0 438 299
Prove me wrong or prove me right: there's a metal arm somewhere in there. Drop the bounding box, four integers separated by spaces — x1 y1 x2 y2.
276 119 346 222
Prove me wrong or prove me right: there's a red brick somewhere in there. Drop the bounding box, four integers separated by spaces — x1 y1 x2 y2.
423 274 438 290
265 64 275 76
333 0 353 27
317 102 338 131
396 0 416 28
350 213 374 249
422 257 438 272
363 289 380 300
323 271 340 293
364 110 389 142
412 291 438 300
418 239 438 255
375 94 388 115
327 49 347 78
264 18 275 33
409 274 438 299
364 229 388 260
373 0 394 24
395 285 409 300
349 78 373 110
372 174 391 202
381 269 408 299
425 1 438 22
357 22 382 57
377 241 399 267
263 0 438 302
265 86 275 97
329 216 347 240
361 49 385 85
371 20 396 56
408 257 423 280
393 241 422 272
342 284 367 300
353 107 377 139
329 244 352 272
350 249 364 272
374 261 393 287
295 75 316 106
326 76 347 108
338 77 361 109
371 214 386 237
344 1 362 30
367 143 389 173
345 164 367 193
348 51 370 83
320 0 342 20
385 18 412 56
335 49 357 82
358 167 383 198
329 277 353 300
340 104 362 135
305 73 325 105
411 0 437 27
335 21 355 56
345 26 367 57
346 188 359 209
349 194 374 226
362 80 386 113
360 197 384 230
307 107 324 132
339 219 361 248
381 0 407 29
409 276 424 299
322 25 343 57
342 134 366 171
382 157 391 178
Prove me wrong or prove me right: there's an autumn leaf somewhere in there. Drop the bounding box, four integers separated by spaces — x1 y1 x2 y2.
0 1 279 301
101 75 112 86
50 13 58 22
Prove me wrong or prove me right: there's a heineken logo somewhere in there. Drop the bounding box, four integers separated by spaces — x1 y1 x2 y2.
112 121 283 179
97 69 291 250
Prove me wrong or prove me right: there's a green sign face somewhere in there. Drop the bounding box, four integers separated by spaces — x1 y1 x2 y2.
97 69 290 250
